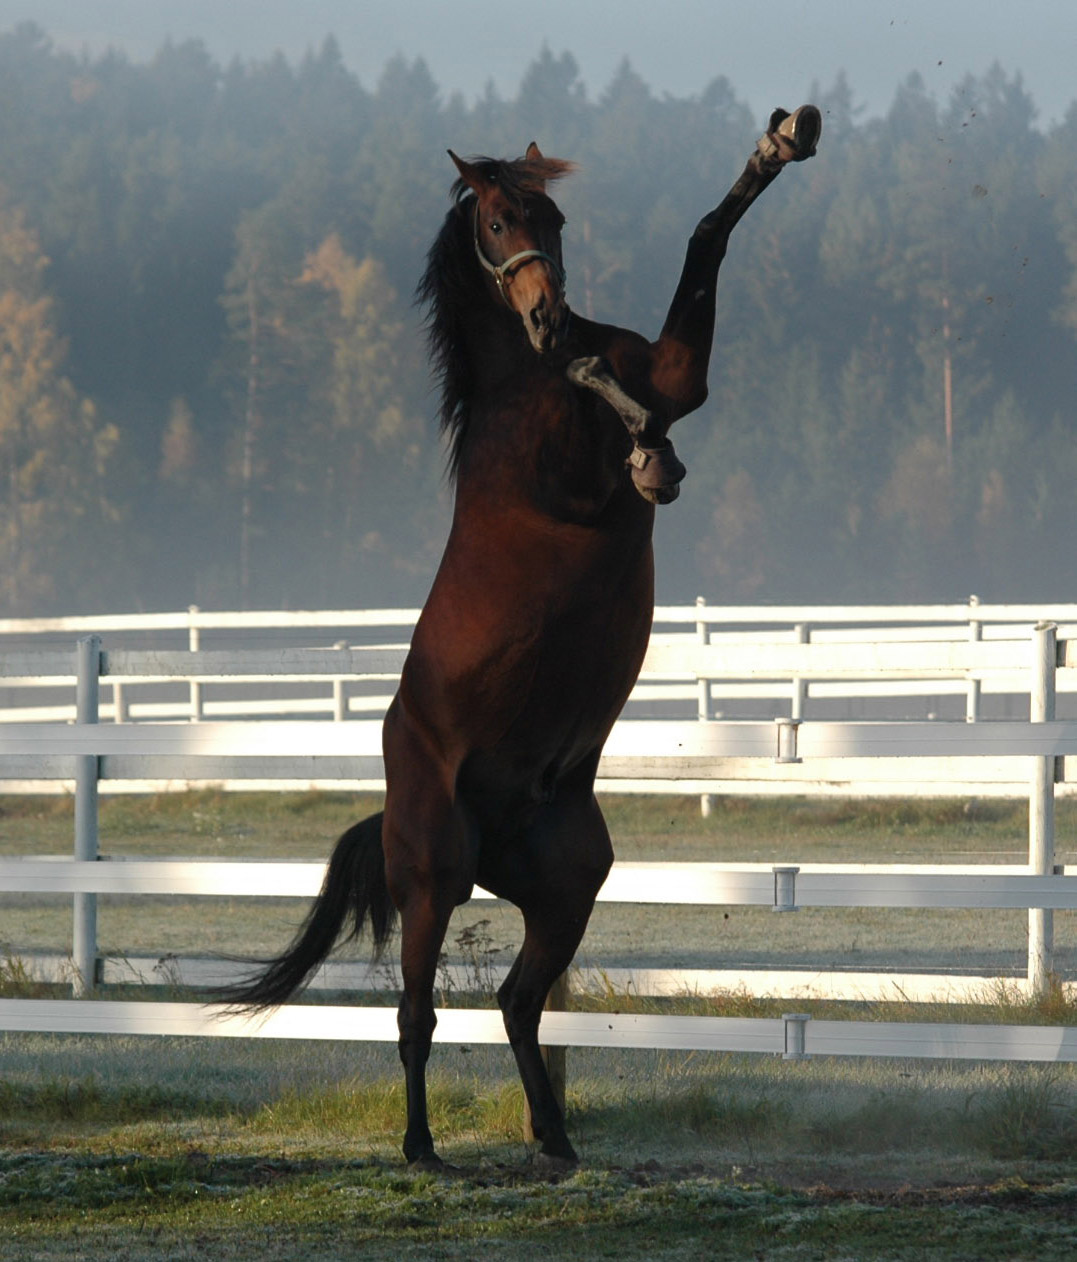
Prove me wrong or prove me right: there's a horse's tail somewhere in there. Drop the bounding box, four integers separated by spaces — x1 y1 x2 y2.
213 812 396 1012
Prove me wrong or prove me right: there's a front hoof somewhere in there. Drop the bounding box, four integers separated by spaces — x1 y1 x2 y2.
636 481 680 505
628 440 686 505
757 104 821 164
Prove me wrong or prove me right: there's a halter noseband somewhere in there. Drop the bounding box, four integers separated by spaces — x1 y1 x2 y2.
472 203 566 307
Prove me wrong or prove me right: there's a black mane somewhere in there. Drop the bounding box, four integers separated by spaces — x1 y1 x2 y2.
416 153 574 477
416 199 477 478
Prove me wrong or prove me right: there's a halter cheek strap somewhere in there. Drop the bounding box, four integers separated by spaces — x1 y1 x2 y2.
472 204 566 307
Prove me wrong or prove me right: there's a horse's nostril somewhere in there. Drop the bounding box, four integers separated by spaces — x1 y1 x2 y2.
530 307 543 330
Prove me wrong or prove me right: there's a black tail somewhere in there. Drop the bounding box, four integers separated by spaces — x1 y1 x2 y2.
213 812 396 1012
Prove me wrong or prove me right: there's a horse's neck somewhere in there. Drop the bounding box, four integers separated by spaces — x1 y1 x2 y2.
455 334 639 525
461 297 533 390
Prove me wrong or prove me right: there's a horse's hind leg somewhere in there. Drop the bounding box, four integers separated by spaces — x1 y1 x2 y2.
567 356 687 504
499 907 596 1166
393 883 459 1169
383 731 479 1168
483 773 614 1165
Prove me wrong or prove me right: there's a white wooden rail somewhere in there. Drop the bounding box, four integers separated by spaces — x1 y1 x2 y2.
5 596 1077 638
7 598 1077 736
2 612 1075 1065
3 999 1077 1067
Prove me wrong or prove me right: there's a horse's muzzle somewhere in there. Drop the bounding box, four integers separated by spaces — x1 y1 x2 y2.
526 294 570 354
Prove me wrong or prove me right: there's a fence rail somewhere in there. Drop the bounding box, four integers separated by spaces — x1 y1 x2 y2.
4 999 1077 1066
6 600 1077 740
2 607 1076 1066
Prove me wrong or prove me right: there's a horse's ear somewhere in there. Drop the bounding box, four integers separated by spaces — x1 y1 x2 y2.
524 142 549 192
448 149 484 194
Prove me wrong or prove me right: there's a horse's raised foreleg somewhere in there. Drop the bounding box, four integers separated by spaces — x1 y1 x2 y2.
651 103 821 420
567 355 687 504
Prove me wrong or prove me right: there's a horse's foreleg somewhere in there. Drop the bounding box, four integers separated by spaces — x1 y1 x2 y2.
653 103 821 412
567 355 687 504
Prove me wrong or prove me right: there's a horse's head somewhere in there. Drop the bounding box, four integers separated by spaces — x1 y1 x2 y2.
449 143 573 354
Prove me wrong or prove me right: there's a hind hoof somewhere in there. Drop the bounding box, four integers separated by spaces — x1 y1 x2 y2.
408 1154 462 1176
534 1150 579 1178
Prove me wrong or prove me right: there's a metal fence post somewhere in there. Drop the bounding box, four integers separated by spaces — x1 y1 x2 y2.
772 866 800 912
73 634 101 996
782 1013 811 1060
1029 621 1057 997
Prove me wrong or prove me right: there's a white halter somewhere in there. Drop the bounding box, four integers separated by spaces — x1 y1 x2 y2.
472 204 565 307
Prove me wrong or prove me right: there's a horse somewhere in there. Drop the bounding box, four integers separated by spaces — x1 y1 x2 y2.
221 105 820 1170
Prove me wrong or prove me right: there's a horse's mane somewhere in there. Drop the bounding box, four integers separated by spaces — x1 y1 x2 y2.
416 152 574 477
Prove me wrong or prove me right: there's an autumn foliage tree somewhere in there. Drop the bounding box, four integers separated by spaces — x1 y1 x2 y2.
0 191 116 610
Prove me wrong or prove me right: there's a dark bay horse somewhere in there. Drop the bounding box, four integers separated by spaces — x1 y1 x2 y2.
224 106 820 1169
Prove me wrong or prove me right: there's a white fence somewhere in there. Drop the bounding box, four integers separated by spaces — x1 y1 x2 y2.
3 604 1077 1066
5 596 1077 734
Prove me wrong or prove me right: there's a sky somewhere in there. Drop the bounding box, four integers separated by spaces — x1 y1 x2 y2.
1 0 1074 129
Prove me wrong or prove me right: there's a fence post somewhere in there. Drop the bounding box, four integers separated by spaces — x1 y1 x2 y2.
966 597 982 723
73 635 101 996
791 623 809 721
1028 621 1057 998
524 971 569 1143
188 604 203 721
696 597 715 818
782 1013 811 1060
333 641 348 721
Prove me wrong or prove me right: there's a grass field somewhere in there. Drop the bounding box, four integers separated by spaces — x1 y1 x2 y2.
3 792 1077 1257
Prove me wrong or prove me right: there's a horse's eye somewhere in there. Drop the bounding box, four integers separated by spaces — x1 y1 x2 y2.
489 221 503 235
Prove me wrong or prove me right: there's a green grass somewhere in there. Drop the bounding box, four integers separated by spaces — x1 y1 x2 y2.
4 1040 1077 1258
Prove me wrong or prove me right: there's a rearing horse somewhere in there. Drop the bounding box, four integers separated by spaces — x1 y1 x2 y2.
224 106 820 1169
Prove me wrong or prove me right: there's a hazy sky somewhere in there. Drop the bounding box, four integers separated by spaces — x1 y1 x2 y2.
2 0 1074 128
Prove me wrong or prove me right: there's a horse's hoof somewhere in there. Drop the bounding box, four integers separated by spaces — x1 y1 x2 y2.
407 1154 462 1176
637 481 680 505
757 104 821 164
535 1150 579 1177
628 440 686 505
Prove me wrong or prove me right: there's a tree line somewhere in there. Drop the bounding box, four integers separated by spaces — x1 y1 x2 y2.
1 21 1075 614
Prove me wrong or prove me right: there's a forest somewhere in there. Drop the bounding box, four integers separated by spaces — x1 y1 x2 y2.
1 21 1075 615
